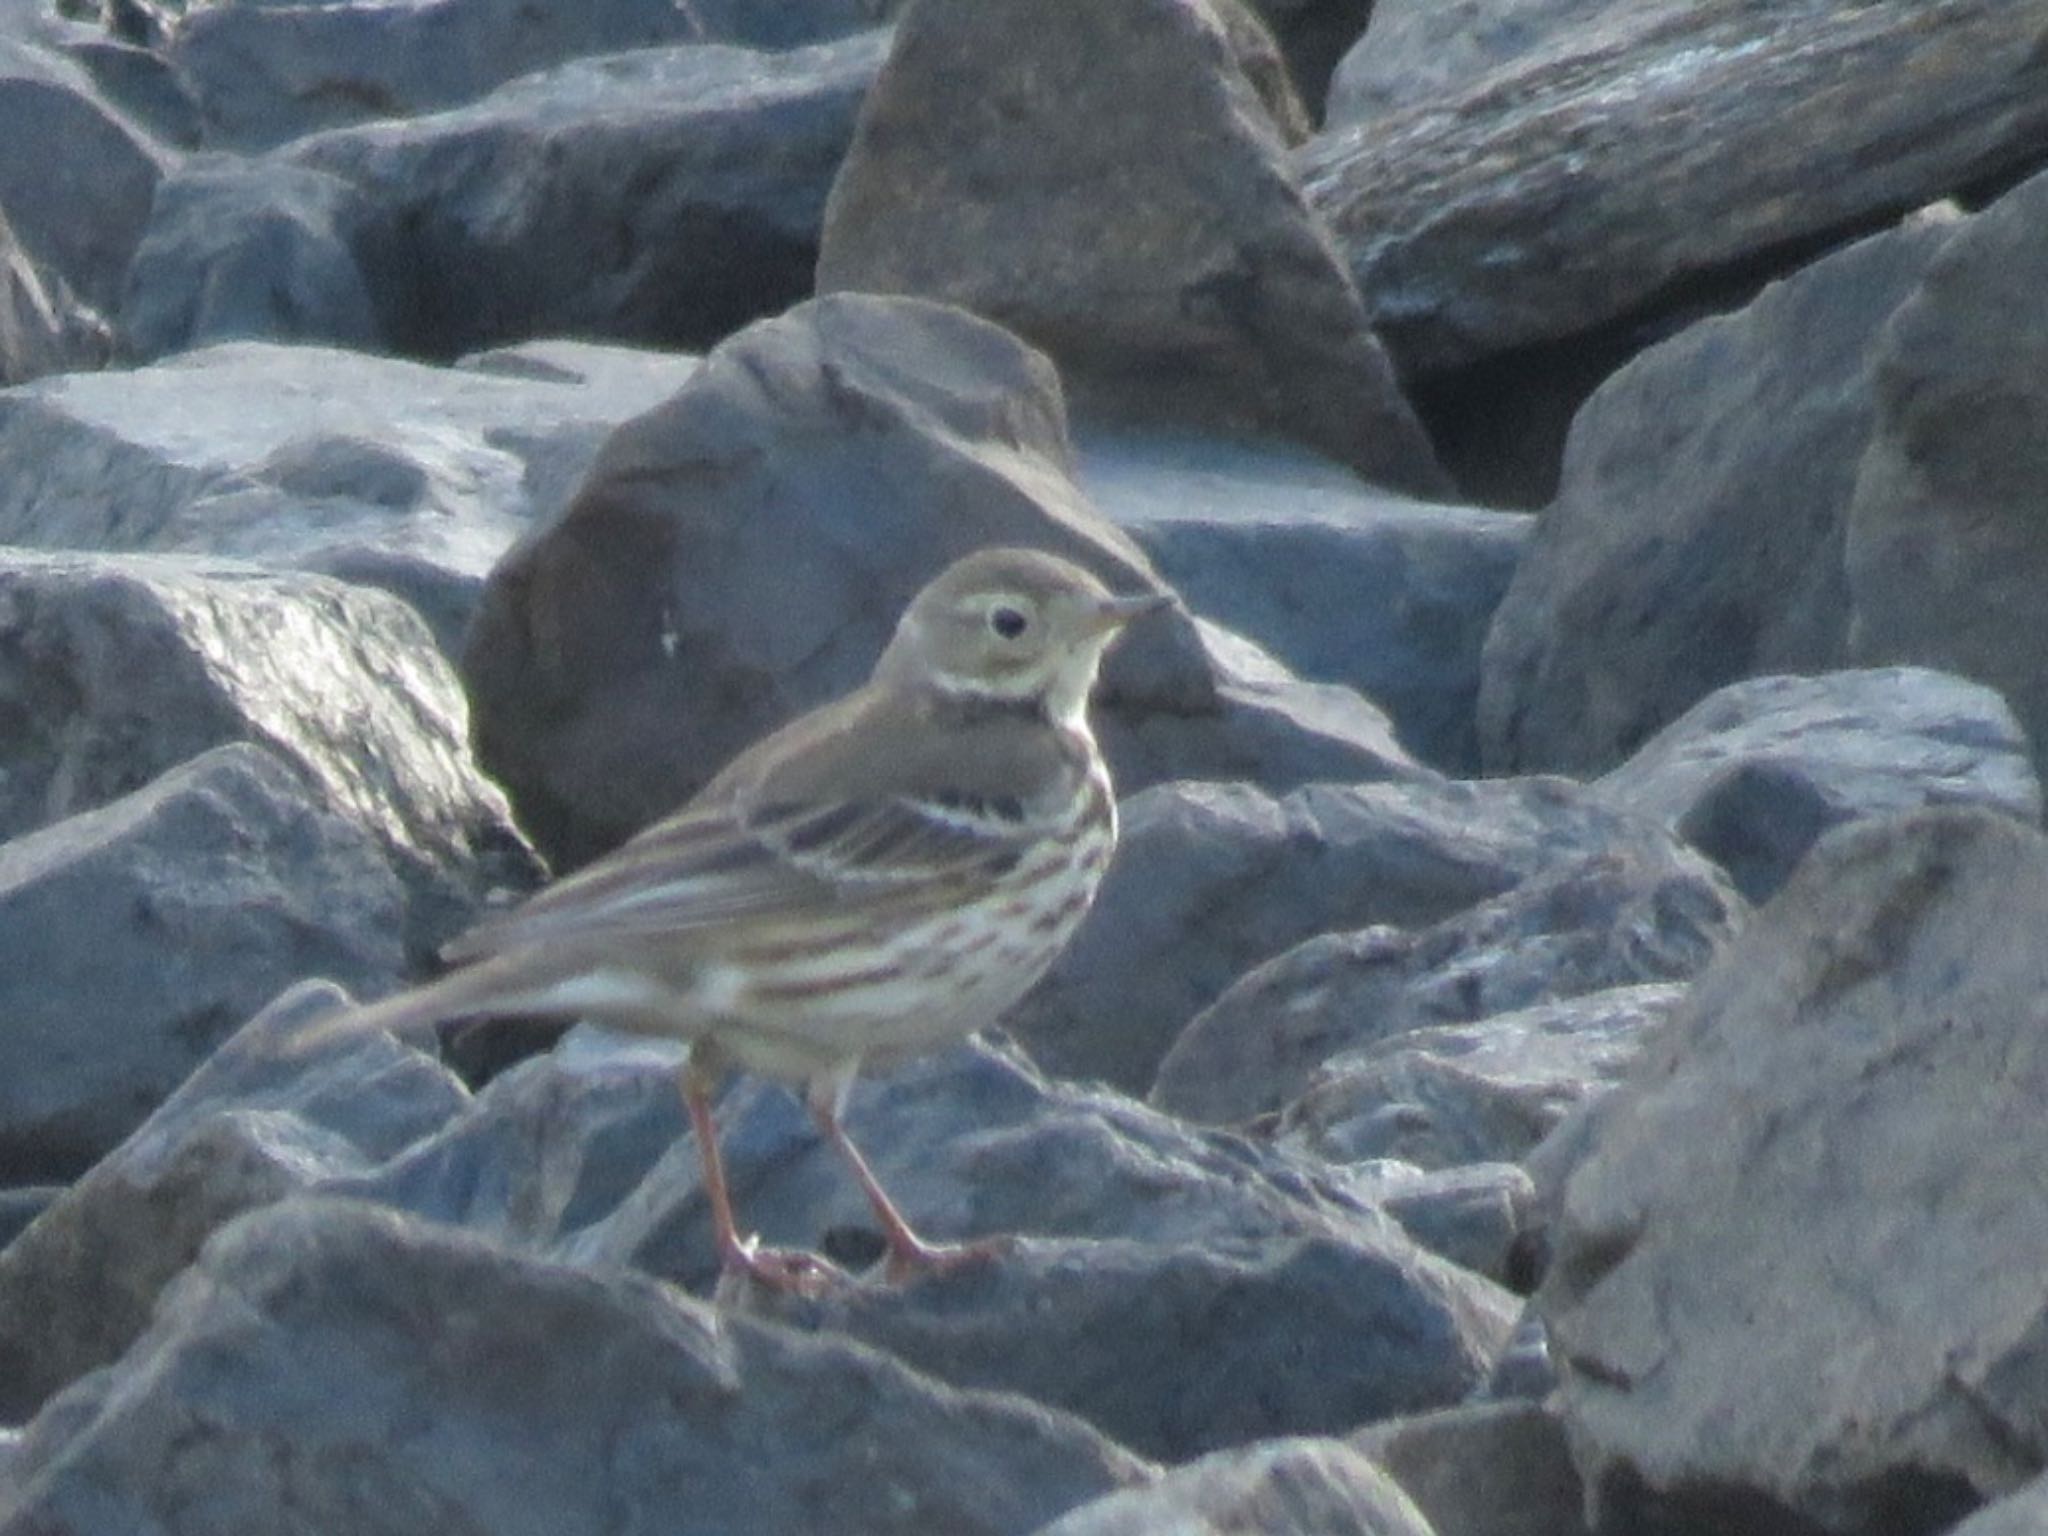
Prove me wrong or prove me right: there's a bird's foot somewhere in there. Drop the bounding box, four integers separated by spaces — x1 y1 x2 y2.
714 1236 853 1303
882 1231 1017 1286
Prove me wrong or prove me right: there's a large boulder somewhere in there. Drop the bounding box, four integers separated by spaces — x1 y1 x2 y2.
0 1199 1150 1536
1477 214 1958 776
1845 165 2048 791
817 0 1446 494
1301 0 2048 376
1537 809 2048 1532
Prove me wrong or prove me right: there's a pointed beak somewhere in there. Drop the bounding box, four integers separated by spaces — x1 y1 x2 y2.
1085 589 1175 637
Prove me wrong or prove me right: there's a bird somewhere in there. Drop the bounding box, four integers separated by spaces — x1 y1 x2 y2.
299 546 1172 1297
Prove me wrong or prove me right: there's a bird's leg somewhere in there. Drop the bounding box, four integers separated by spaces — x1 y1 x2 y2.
805 1067 1013 1284
680 1051 846 1299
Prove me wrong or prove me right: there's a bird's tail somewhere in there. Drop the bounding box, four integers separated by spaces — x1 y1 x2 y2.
274 957 562 1062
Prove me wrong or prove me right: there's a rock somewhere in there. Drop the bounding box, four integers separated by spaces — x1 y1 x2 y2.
1040 1438 1436 1536
1595 668 2042 903
1371 1162 1533 1285
0 550 539 961
0 37 166 314
1353 1400 1593 1536
120 155 383 359
1477 214 1958 776
460 291 1227 868
1273 983 1690 1172
683 0 910 48
1537 809 2048 1532
290 33 886 357
1948 1475 2048 1536
765 1233 1514 1461
1300 0 2048 377
1242 0 1372 119
1138 823 1744 1122
1080 428 1530 772
0 203 109 385
50 33 199 148
1324 0 1619 124
165 0 707 151
1846 166 2048 792
817 0 1447 495
0 339 701 653
0 745 407 1184
0 981 468 1424
1 1198 1150 1535
0 1185 56 1251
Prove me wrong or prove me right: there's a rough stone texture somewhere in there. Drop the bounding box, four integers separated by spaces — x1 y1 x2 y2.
120 155 383 360
1371 1162 1533 1286
1353 1401 1593 1536
1150 840 1737 1126
1324 0 1620 125
1014 774 1724 1096
0 745 406 1184
1040 1438 1437 1536
0 339 701 653
462 291 1226 868
0 202 109 386
1274 983 1690 1172
290 33 885 358
817 0 1447 495
764 1232 1514 1461
1241 0 1373 120
1948 1476 2048 1536
0 37 166 314
164 0 709 151
0 1199 1151 1536
1477 214 1958 777
1079 428 1531 773
1595 668 2043 904
0 550 540 961
1537 809 2048 1534
0 982 467 1425
1846 166 2048 793
1301 0 2048 376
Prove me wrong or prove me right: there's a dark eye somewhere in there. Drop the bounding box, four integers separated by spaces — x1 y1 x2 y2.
989 605 1029 640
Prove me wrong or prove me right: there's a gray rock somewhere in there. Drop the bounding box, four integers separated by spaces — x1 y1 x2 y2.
1300 0 2048 376
458 291 1275 868
0 37 166 313
291 33 885 357
1948 1475 2048 1536
0 1198 1150 1535
51 33 199 147
817 0 1446 494
0 550 539 961
1596 668 2043 903
0 745 406 1183
0 1185 56 1251
1353 1400 1592 1536
1239 0 1372 120
683 0 909 48
166 0 708 151
1139 828 1739 1122
1846 166 2048 794
121 154 382 359
0 981 467 1424
1537 809 2048 1532
1040 1438 1437 1536
1372 1161 1532 1285
1325 0 1621 124
1477 214 1958 777
1274 984 1690 1172
0 203 109 385
0 339 700 653
1079 427 1532 772
763 1233 1515 1461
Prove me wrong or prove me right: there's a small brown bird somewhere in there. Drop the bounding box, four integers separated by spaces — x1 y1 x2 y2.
313 547 1170 1296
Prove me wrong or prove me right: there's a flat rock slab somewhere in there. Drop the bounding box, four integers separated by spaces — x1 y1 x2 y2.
1301 0 2048 375
0 1199 1150 1536
1538 809 2048 1533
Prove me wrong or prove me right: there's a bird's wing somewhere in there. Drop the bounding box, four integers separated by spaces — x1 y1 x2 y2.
441 789 1032 966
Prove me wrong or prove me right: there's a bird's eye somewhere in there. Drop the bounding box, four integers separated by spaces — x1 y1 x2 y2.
989 605 1029 640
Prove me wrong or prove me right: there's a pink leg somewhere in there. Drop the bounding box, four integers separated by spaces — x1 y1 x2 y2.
681 1058 846 1299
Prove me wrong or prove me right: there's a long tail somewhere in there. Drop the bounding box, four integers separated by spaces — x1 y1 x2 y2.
275 956 579 1061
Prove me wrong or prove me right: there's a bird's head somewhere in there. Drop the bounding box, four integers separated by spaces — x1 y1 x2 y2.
878 547 1173 726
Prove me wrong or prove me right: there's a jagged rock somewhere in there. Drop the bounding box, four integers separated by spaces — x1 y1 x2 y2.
1353 1400 1592 1536
0 746 406 1184
818 0 1446 494
1477 215 1958 776
1537 809 2048 1533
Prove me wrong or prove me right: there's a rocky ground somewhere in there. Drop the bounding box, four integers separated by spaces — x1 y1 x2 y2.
1 0 2046 1531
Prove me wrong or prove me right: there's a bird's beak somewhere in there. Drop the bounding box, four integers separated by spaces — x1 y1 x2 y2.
1085 589 1175 636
